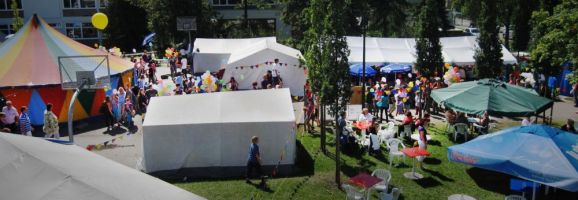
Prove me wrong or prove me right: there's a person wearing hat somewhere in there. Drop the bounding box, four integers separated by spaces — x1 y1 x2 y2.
561 119 577 133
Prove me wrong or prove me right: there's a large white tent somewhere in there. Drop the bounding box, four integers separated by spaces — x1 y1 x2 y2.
0 133 204 200
222 39 307 96
193 37 307 96
142 89 296 176
346 36 518 66
193 37 276 73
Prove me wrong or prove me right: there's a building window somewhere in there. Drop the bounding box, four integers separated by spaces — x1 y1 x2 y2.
211 0 239 6
0 0 22 10
65 23 98 39
63 0 98 9
0 24 17 35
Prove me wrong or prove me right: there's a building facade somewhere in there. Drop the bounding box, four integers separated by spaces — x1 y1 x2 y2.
0 0 289 44
0 0 106 45
209 0 290 38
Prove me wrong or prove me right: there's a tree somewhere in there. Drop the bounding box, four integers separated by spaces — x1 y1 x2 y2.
436 0 452 35
142 0 217 56
280 0 310 50
367 0 412 37
303 0 351 186
11 0 23 32
474 0 502 79
238 0 272 37
496 0 516 49
512 0 538 52
104 0 149 51
415 0 444 77
531 0 578 78
451 0 481 25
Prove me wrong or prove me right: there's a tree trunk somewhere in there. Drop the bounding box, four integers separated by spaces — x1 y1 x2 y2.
243 0 249 36
504 22 510 49
335 102 341 187
320 103 326 153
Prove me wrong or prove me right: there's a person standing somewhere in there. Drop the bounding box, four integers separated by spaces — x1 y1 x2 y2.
0 112 13 132
246 136 264 186
124 96 135 130
1 101 18 133
19 106 32 136
100 96 114 132
138 88 148 122
416 126 428 169
43 103 59 139
270 59 280 86
570 82 578 107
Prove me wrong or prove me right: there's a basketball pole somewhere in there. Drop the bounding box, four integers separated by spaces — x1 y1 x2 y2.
67 81 86 143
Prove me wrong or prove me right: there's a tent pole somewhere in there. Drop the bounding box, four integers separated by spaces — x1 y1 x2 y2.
549 105 554 125
532 182 536 200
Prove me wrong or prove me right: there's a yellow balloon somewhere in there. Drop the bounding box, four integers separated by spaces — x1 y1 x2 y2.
91 12 108 30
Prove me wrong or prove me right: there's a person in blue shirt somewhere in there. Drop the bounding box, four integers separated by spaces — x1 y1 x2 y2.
246 136 263 185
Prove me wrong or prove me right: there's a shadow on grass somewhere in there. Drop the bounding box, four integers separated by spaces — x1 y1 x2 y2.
423 157 442 165
414 177 442 188
422 168 454 182
466 167 510 195
427 140 442 146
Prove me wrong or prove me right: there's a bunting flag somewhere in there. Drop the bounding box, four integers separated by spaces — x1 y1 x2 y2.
85 134 125 151
233 60 307 72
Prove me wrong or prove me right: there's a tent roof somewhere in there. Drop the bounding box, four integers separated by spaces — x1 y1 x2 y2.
346 36 518 65
0 133 205 200
448 125 578 192
431 79 553 116
0 15 132 87
227 39 303 64
193 37 277 54
143 89 295 126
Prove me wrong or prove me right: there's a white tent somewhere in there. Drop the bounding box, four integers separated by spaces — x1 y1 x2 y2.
0 133 204 200
142 89 296 175
222 39 306 96
346 36 518 66
192 37 276 73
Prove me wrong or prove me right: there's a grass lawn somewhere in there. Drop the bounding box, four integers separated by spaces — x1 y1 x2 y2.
174 124 576 199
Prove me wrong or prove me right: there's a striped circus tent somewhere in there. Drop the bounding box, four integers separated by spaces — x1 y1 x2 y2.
0 14 133 125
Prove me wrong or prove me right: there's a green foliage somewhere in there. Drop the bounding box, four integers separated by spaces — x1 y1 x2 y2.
10 0 23 32
237 0 273 37
415 0 444 77
280 0 310 50
367 0 413 37
303 0 351 116
475 0 502 78
141 0 217 56
531 0 578 77
104 0 149 51
451 0 481 25
436 0 452 35
512 0 539 51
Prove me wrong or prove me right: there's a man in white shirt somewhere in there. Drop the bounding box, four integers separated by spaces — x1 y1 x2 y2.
358 108 374 124
270 59 280 86
1 101 18 133
181 57 188 78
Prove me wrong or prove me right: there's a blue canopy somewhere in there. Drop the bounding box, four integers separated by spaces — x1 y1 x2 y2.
349 64 377 77
448 125 578 192
380 63 411 74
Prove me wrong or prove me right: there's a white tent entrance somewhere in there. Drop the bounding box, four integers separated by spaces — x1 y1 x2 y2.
142 89 296 178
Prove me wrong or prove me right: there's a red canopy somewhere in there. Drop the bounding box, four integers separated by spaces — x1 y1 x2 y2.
401 147 430 158
348 173 382 189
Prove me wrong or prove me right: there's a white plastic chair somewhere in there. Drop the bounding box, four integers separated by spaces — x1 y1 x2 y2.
452 123 469 141
401 124 412 138
504 195 526 200
378 122 396 143
380 187 400 200
371 169 391 193
386 138 406 167
342 184 365 200
345 121 355 136
370 134 380 152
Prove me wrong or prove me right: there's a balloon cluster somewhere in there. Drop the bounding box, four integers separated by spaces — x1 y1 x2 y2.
443 65 462 85
153 79 176 96
165 47 178 59
200 71 217 93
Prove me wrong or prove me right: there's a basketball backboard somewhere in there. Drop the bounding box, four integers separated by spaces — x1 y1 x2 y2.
58 55 110 90
177 16 197 31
